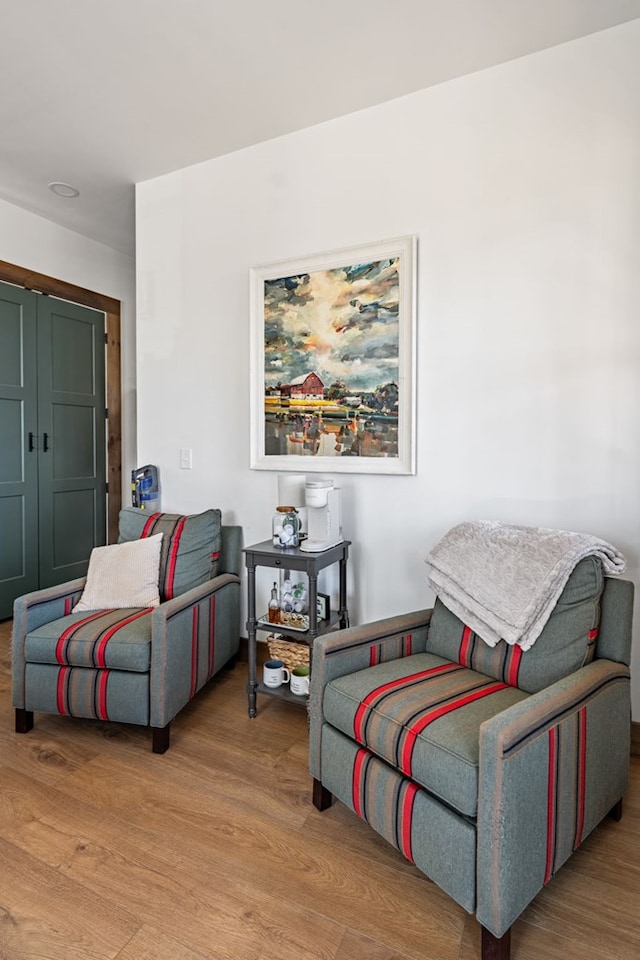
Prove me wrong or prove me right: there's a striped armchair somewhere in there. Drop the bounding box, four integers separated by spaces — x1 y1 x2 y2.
12 509 242 753
309 558 633 960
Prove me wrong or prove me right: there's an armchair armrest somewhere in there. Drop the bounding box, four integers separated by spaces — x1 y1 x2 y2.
309 609 432 779
12 579 87 708
154 573 240 618
477 658 631 939
13 578 87 633
220 525 243 578
150 572 241 727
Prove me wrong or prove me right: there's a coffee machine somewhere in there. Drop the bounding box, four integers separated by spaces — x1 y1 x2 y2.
299 479 342 552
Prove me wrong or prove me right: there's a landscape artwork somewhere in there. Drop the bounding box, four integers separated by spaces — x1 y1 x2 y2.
250 236 416 475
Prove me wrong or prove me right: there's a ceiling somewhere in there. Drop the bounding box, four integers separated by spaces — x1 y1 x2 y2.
2 0 639 257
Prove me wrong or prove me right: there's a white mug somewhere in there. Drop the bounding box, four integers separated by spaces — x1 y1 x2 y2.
263 659 290 688
290 666 310 696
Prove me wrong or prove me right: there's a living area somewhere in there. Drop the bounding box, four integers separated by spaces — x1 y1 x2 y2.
1 5 640 959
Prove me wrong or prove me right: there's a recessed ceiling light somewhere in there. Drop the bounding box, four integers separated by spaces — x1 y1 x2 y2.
48 181 80 198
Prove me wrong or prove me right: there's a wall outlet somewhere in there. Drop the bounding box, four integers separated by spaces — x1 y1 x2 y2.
180 448 192 469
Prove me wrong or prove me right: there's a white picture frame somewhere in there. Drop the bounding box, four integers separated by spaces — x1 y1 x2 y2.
249 235 417 475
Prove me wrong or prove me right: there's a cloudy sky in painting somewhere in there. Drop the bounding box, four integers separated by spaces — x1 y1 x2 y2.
263 257 400 393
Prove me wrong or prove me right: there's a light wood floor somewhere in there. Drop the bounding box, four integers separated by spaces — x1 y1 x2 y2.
1 618 639 960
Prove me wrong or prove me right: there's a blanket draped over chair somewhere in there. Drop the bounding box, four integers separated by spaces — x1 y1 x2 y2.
310 520 632 960
425 520 626 650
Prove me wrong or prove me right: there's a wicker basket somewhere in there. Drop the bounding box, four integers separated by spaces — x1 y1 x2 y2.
267 634 310 671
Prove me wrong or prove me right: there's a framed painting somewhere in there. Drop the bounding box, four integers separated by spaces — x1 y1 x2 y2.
250 235 417 475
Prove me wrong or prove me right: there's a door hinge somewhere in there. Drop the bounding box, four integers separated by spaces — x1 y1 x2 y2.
105 482 109 493
104 332 108 344
105 408 109 419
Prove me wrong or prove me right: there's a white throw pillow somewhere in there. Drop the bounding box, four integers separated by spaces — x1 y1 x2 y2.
74 534 163 611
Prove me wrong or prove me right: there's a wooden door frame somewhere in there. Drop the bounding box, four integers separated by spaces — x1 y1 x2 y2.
0 259 122 543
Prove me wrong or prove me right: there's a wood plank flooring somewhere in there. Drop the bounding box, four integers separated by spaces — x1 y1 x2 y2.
1 618 639 960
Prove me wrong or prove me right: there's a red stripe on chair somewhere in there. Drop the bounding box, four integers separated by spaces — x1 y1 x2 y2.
164 517 187 600
403 634 413 657
64 597 72 615
57 666 70 715
574 709 587 850
588 628 598 640
399 681 509 777
352 748 368 819
353 662 461 743
506 644 523 687
208 595 216 679
399 781 419 863
94 609 152 668
190 605 199 698
544 726 558 884
55 610 108 664
97 671 110 720
141 514 160 537
369 645 380 667
459 626 473 666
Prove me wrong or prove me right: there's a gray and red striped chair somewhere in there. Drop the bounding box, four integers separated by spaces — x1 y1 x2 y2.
309 557 633 960
12 508 242 753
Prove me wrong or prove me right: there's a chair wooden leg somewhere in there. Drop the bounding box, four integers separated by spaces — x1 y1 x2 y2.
312 778 333 811
152 723 171 754
15 708 34 734
608 798 623 822
481 925 511 960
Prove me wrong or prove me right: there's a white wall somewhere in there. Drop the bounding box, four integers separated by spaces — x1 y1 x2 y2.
0 198 137 502
135 22 640 716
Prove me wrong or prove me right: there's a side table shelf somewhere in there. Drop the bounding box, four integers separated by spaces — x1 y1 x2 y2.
243 538 351 717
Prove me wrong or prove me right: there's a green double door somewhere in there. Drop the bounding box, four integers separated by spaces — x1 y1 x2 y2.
0 281 106 619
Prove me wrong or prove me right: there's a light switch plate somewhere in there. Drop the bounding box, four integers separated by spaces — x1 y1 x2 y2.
180 448 192 469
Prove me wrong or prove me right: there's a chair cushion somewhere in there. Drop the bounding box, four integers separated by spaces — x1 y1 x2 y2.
73 534 162 611
25 608 153 673
118 507 222 601
427 556 603 693
323 652 528 817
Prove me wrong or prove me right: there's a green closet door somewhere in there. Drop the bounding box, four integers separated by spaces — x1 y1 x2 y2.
36 297 106 587
0 287 39 618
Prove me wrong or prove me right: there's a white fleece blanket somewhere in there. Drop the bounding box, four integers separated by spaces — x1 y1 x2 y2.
425 521 626 650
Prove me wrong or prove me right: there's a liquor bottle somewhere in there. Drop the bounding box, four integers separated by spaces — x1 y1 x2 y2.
268 582 280 624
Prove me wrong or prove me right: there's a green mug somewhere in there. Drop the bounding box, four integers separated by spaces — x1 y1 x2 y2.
290 665 310 696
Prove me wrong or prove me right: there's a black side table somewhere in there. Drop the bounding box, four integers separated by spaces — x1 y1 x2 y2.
243 539 350 717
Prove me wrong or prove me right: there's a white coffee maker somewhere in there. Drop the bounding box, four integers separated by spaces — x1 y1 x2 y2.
299 479 343 552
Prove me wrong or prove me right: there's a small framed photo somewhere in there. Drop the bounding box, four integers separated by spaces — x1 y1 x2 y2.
316 593 331 622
